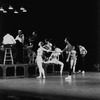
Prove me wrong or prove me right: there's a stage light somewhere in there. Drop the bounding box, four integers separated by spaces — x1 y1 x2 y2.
0 5 27 14
0 7 4 11
8 5 13 10
20 7 27 12
20 7 25 10
14 10 18 14
3 10 7 13
22 9 27 12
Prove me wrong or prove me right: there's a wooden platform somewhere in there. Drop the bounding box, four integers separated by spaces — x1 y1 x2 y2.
0 63 61 78
0 63 36 78
0 72 100 100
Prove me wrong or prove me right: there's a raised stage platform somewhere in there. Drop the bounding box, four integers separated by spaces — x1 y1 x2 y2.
0 63 62 78
0 72 99 100
0 63 36 78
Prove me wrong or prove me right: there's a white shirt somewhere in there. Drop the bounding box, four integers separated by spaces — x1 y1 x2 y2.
79 45 87 56
15 34 24 43
2 34 16 45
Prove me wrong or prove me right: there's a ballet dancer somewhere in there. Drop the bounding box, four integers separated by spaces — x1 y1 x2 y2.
44 46 64 75
36 41 51 79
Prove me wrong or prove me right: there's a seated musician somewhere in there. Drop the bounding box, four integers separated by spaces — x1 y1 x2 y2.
24 34 36 64
2 33 16 51
15 30 24 63
44 46 64 75
2 33 16 63
29 31 37 43
2 33 16 46
15 30 24 44
26 43 36 64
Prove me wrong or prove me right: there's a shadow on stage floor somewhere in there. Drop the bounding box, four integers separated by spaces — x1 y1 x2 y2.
0 72 99 100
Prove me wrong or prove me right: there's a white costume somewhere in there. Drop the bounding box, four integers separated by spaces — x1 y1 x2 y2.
70 49 77 73
79 45 87 57
15 30 24 44
36 42 46 79
2 33 16 45
45 47 64 75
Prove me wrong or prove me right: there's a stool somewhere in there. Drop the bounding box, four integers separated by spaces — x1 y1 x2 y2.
3 45 14 65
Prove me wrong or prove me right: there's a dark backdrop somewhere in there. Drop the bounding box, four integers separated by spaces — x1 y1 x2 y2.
0 0 99 71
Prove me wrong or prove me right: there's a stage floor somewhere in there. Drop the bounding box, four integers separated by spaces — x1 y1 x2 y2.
0 72 100 100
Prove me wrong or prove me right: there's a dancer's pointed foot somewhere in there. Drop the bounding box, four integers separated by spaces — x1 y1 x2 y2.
77 70 81 73
43 76 46 79
65 75 71 80
36 76 42 79
82 71 85 74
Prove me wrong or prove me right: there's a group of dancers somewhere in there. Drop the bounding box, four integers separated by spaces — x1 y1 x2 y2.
1 30 87 80
35 37 87 79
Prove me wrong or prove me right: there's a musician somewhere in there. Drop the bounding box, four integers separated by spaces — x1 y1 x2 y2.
26 43 36 64
2 33 16 63
44 46 64 75
15 30 24 63
78 45 87 73
31 31 37 40
24 31 38 63
28 32 37 48
15 30 24 44
2 33 16 45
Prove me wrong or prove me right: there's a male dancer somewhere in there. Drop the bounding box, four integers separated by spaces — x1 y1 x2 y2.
64 37 73 80
78 45 87 73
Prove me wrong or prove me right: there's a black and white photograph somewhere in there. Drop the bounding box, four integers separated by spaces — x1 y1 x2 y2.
0 0 99 100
